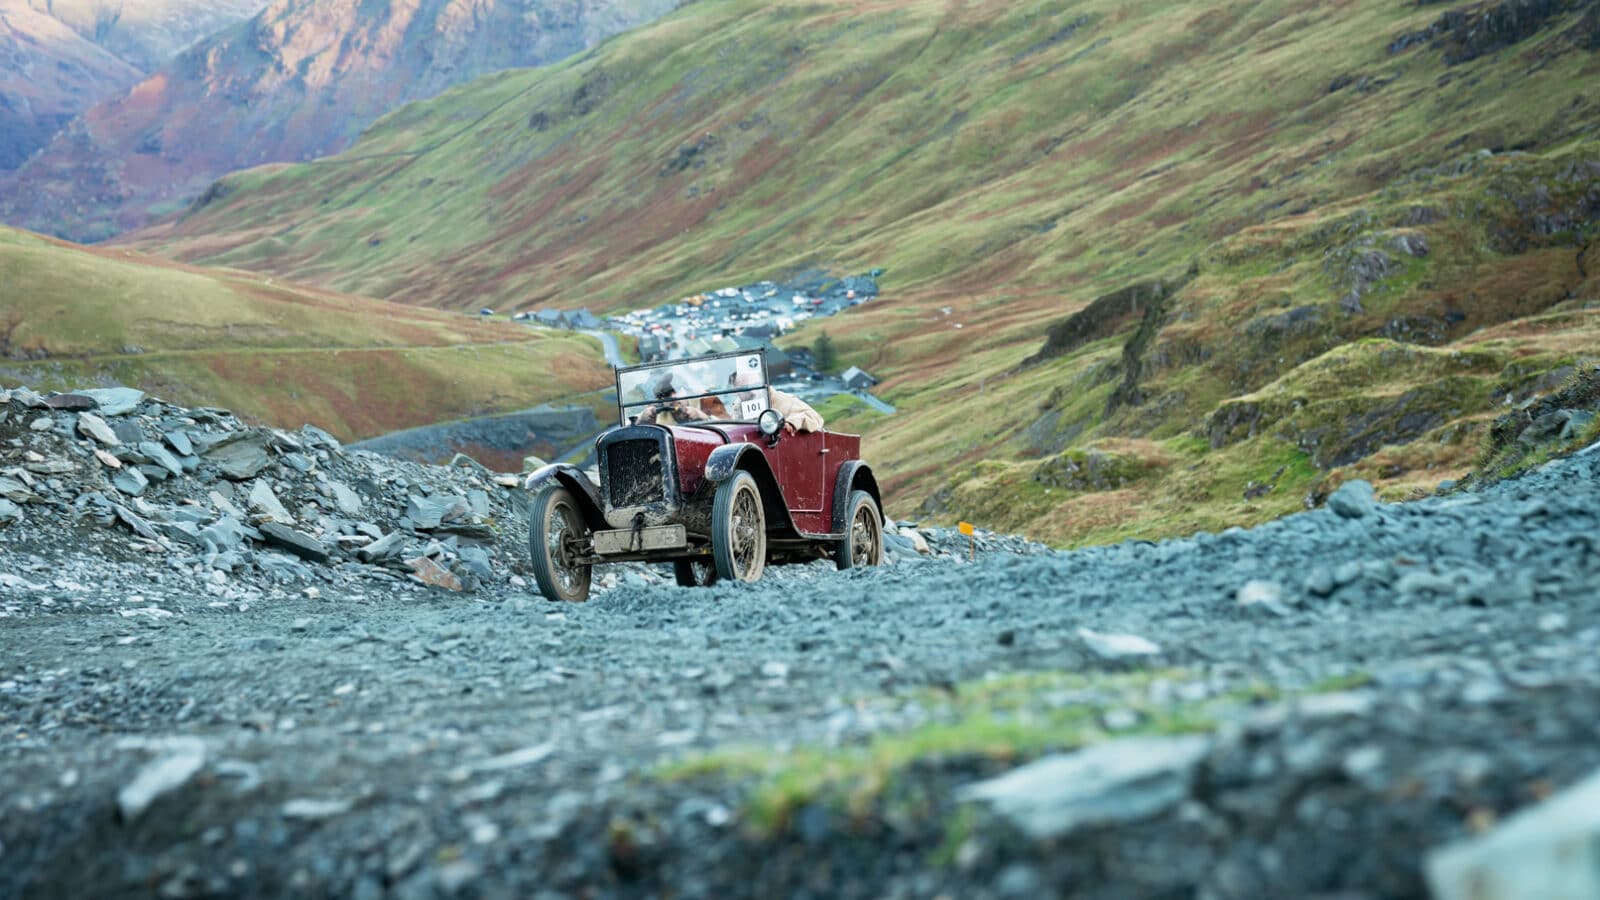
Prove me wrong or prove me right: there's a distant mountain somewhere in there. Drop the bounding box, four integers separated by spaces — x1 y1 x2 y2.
1 1 265 173
0 0 677 242
26 0 268 70
0 1 141 170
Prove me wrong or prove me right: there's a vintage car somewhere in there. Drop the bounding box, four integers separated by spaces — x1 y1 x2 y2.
524 349 885 601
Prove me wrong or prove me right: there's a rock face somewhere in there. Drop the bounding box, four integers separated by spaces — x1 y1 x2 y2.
0 1 264 174
0 3 142 172
0 0 678 241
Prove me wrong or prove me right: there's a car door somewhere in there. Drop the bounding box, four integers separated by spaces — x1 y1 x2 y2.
763 428 827 515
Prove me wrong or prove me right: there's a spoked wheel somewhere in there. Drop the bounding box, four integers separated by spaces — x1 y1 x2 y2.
529 485 592 602
712 471 766 583
673 558 720 587
836 489 884 570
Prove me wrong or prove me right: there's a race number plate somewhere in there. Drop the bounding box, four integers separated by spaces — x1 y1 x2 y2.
593 525 687 555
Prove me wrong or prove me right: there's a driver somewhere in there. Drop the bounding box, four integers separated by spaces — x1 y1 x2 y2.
633 377 710 426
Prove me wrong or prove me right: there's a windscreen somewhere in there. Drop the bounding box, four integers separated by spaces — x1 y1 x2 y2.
616 352 770 426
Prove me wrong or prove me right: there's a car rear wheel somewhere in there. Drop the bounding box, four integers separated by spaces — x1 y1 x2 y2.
529 485 592 602
712 470 766 583
673 558 719 587
836 490 884 570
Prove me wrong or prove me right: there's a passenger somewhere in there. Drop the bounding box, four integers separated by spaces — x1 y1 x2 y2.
730 370 823 434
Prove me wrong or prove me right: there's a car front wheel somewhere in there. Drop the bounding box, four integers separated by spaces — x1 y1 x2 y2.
836 489 884 570
712 470 766 583
529 485 592 602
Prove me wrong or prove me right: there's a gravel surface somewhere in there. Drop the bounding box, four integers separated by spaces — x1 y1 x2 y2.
3 385 1599 898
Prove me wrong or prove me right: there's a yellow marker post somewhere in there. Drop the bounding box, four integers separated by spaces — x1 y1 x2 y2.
958 521 974 561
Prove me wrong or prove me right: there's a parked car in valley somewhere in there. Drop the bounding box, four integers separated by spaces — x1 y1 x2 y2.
524 350 885 601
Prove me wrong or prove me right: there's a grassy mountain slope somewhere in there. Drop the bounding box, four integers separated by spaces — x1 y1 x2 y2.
128 0 1600 543
0 226 611 440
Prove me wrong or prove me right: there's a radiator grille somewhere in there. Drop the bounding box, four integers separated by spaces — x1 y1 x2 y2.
606 439 667 508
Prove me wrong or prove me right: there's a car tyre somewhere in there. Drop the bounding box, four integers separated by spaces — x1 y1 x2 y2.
529 485 592 602
673 558 720 587
712 470 766 583
836 490 884 570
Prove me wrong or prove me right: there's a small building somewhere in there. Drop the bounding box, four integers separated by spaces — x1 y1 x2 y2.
533 310 564 327
841 366 878 390
638 334 666 362
568 309 603 330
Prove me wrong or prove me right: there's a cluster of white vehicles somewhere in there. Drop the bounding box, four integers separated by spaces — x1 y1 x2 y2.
609 280 867 348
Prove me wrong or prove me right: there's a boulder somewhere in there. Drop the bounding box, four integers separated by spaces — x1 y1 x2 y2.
1327 480 1377 519
960 735 1210 840
1427 766 1600 900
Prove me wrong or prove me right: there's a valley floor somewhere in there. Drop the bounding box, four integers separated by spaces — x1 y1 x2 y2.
3 449 1599 897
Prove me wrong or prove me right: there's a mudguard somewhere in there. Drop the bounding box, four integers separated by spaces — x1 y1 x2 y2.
523 463 606 531
703 442 768 484
831 461 885 534
702 443 801 536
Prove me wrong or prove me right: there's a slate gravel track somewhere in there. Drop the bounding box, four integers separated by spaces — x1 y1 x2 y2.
2 442 1598 898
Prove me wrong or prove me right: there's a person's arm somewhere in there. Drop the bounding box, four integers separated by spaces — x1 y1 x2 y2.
770 389 824 433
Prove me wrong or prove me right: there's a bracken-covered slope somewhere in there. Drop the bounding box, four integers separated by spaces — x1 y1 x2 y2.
0 0 677 241
0 226 611 440
131 0 1600 544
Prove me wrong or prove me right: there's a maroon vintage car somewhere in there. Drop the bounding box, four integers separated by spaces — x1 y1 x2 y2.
524 349 885 601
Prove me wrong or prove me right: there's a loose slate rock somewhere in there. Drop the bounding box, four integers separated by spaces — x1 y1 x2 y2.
1327 480 1377 519
1078 627 1162 660
77 412 121 447
260 523 330 562
205 432 273 480
248 482 294 524
47 393 98 411
407 556 464 591
79 387 145 416
1427 765 1600 900
960 735 1210 840
139 442 184 477
117 742 207 823
406 495 469 530
113 467 150 497
163 430 195 457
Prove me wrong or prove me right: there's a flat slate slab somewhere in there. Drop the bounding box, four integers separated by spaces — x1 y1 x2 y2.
259 523 329 562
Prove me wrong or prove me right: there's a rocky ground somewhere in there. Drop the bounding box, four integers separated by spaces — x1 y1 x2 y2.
3 384 1599 898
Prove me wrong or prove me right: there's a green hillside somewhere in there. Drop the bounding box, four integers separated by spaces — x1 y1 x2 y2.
126 0 1600 542
0 227 612 441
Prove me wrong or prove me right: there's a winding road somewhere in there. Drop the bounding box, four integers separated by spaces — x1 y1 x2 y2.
580 329 626 367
